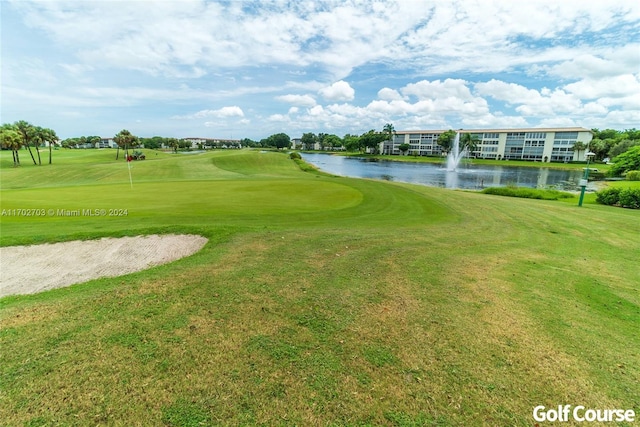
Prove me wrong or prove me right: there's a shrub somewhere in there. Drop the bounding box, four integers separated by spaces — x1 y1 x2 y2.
292 158 321 173
618 188 640 209
596 187 640 209
625 170 640 181
595 187 621 205
289 152 301 160
481 186 574 200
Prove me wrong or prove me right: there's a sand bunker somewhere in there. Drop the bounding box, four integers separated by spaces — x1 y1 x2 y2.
0 234 208 297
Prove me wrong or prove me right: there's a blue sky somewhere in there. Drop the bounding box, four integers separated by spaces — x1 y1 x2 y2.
2 0 639 140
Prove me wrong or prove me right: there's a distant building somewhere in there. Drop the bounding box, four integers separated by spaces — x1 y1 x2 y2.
99 138 117 148
182 137 208 148
382 127 593 162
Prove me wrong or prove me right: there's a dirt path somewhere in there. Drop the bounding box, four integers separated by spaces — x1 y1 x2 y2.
0 234 208 297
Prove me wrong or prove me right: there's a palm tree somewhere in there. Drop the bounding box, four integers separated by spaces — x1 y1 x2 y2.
113 129 138 160
0 125 23 166
42 128 59 164
572 141 586 161
383 123 395 153
30 126 45 165
460 132 480 157
167 138 179 153
14 120 37 165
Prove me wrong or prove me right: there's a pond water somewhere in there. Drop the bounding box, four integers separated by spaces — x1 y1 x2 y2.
300 153 586 190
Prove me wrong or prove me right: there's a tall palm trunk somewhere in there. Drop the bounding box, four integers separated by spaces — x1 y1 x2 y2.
49 143 52 164
116 146 120 160
35 145 42 165
24 140 37 165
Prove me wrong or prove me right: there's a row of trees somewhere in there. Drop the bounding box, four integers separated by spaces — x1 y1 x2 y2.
0 123 143 166
62 134 249 151
141 136 246 150
6 122 636 167
60 131 195 157
299 132 345 151
289 124 478 156
60 135 102 149
585 128 640 161
0 121 59 166
286 127 638 161
111 132 248 156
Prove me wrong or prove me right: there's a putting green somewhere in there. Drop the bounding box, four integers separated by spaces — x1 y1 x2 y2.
0 180 363 218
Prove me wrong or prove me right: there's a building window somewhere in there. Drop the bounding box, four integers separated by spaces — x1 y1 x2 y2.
525 132 546 139
555 131 578 139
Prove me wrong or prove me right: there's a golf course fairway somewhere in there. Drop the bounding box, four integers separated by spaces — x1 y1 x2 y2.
1 149 638 426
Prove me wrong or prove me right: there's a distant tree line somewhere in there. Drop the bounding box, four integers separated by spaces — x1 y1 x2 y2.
60 135 102 149
285 124 482 156
6 121 637 170
265 124 397 154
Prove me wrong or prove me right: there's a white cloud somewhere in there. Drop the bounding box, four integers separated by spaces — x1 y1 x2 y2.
599 95 640 110
308 105 325 116
402 79 475 101
174 106 244 120
214 106 245 117
318 81 355 101
537 117 579 128
3 0 639 138
276 94 317 107
582 102 608 115
460 113 529 129
475 74 640 121
603 110 640 127
378 88 404 101
10 0 640 81
475 80 583 117
267 114 288 122
564 74 640 99
367 99 407 115
474 80 539 103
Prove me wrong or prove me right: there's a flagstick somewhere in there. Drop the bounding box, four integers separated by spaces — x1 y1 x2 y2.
127 157 133 189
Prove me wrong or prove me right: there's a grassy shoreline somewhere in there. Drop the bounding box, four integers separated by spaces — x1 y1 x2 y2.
1 149 638 426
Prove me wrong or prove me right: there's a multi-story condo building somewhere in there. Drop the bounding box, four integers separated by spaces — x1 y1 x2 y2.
382 127 593 162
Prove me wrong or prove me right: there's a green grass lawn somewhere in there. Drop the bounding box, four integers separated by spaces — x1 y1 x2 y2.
1 149 638 426
602 180 640 190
